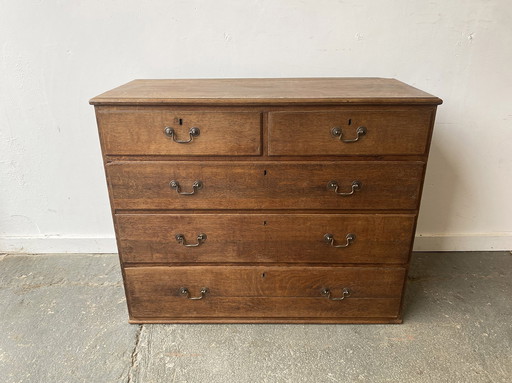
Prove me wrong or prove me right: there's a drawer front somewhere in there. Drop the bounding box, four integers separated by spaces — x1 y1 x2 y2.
268 109 433 155
107 161 424 210
117 213 416 264
125 266 405 319
97 109 262 156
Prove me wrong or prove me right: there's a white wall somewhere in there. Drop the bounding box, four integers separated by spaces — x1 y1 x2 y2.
1 0 511 253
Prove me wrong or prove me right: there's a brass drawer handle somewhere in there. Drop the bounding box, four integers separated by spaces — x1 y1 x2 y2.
321 288 350 301
331 126 366 143
324 233 356 248
328 180 361 196
164 127 200 143
180 287 208 300
170 180 203 195
175 233 207 247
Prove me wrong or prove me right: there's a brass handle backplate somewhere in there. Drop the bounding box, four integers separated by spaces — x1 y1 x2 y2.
164 127 200 143
331 126 367 143
324 233 356 248
321 288 350 301
180 287 208 300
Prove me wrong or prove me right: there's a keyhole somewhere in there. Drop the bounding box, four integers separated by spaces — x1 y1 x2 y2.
263 170 267 176
179 118 183 125
348 119 352 125
263 221 267 226
262 273 266 278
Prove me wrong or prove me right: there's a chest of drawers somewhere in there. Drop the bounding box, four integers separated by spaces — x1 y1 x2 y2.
90 78 442 324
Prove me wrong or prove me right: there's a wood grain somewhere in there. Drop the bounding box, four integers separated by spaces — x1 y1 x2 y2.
97 109 261 156
268 108 433 156
106 161 425 211
116 213 416 264
125 265 405 318
90 78 442 106
91 78 441 324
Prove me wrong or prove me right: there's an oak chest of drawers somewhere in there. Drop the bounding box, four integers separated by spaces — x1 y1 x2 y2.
90 78 442 324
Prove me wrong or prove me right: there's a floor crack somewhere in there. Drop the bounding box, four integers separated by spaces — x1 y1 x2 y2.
127 324 143 383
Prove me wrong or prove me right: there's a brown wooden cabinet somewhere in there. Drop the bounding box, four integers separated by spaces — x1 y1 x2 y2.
90 78 442 324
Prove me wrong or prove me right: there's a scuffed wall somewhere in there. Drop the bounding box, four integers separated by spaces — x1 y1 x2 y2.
0 0 511 252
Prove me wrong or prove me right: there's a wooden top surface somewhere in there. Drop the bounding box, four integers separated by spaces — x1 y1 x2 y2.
90 78 442 106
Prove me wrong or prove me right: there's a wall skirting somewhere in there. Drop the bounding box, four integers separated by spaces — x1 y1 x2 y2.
1 234 511 254
413 233 512 252
0 236 118 254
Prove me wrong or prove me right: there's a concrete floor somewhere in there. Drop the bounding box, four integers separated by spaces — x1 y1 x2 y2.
0 252 511 383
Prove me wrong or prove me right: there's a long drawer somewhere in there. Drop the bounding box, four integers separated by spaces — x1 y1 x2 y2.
116 213 416 264
268 108 433 156
125 266 405 320
107 161 424 210
97 109 262 156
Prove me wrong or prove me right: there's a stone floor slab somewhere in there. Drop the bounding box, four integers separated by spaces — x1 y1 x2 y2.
0 252 511 383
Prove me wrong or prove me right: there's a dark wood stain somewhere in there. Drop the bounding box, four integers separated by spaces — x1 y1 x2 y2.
92 78 441 324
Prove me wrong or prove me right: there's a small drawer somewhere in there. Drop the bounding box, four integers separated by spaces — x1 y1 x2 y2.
116 213 416 264
268 109 433 156
107 161 424 210
124 266 405 320
96 108 262 156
